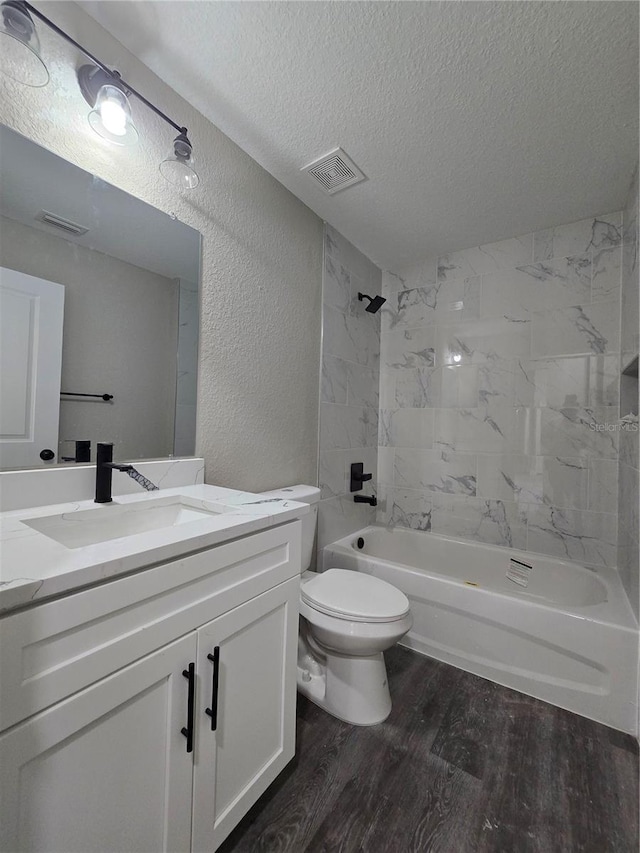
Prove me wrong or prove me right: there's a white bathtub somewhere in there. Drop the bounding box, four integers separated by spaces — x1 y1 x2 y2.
323 526 639 734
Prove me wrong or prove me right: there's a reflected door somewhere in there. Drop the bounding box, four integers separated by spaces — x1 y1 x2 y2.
0 267 64 468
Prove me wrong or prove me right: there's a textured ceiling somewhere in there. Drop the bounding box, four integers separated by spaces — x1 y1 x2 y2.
78 1 639 269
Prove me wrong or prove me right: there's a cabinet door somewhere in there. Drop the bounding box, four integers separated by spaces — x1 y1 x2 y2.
191 578 299 852
0 634 196 853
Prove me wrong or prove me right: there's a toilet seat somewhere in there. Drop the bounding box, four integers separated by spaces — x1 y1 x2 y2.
301 569 410 623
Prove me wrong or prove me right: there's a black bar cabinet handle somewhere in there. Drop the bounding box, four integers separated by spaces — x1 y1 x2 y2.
181 662 195 753
205 647 220 731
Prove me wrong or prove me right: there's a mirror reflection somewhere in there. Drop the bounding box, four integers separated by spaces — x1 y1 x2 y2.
0 124 201 470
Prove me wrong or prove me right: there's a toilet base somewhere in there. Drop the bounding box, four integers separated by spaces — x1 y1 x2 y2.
297 646 392 726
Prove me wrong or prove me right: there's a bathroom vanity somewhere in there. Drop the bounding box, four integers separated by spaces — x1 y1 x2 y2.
0 484 307 853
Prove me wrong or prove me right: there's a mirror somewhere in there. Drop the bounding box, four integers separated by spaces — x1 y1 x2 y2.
0 124 201 470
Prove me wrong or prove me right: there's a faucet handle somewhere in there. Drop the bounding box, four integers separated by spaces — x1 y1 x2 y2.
350 462 373 492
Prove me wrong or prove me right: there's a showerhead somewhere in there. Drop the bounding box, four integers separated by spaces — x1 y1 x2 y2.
358 292 386 314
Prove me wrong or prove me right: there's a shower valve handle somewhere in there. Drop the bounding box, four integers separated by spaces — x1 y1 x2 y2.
350 462 373 492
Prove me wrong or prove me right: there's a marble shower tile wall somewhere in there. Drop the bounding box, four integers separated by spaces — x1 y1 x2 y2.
617 166 639 619
317 225 382 563
378 213 626 569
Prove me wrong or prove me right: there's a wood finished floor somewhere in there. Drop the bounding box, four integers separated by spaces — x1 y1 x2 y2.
219 646 639 853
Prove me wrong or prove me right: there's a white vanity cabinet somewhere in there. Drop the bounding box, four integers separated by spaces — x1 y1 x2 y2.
0 634 197 853
0 521 301 853
192 581 298 852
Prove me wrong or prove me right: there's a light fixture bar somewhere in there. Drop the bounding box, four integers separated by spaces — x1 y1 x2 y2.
21 1 186 135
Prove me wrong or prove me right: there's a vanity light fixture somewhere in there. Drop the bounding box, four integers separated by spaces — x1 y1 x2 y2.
0 1 199 188
0 0 48 87
160 130 199 189
78 65 138 146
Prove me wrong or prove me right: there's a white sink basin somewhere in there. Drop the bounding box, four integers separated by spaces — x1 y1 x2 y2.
23 495 230 549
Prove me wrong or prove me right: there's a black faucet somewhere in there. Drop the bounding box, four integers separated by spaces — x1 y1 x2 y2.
354 494 377 507
61 439 91 463
95 442 159 503
95 443 131 503
350 462 376 506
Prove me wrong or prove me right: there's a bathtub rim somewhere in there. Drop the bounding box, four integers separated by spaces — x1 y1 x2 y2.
324 525 639 632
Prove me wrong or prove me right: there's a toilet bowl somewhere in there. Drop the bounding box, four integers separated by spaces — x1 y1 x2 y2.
299 568 412 725
260 485 412 726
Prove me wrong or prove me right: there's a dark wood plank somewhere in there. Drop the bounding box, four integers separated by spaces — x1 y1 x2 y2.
218 700 358 853
475 694 571 853
429 671 505 779
608 726 640 754
220 646 639 853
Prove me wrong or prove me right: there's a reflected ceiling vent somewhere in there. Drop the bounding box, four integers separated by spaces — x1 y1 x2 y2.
301 147 366 195
35 210 89 236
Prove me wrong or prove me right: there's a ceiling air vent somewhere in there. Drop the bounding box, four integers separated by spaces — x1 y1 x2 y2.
35 210 89 236
301 148 366 195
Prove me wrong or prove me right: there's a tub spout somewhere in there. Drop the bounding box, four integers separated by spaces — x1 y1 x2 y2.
354 494 377 507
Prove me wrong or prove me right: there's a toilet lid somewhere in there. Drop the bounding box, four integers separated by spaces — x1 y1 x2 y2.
301 569 410 622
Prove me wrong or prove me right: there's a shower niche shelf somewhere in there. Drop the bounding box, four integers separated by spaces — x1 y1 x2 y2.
620 355 639 418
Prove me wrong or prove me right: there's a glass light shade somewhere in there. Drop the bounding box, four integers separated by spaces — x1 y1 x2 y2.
160 133 199 190
0 1 49 87
88 84 138 146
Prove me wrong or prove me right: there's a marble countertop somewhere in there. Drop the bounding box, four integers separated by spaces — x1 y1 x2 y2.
0 484 309 614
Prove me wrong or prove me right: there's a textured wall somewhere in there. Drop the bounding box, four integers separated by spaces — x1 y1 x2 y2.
317 225 381 564
1 215 177 461
378 213 624 569
0 1 322 491
617 167 639 619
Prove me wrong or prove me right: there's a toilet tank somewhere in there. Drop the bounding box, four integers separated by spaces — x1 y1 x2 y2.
259 484 320 572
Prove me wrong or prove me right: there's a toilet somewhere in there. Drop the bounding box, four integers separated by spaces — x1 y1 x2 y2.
261 485 412 726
